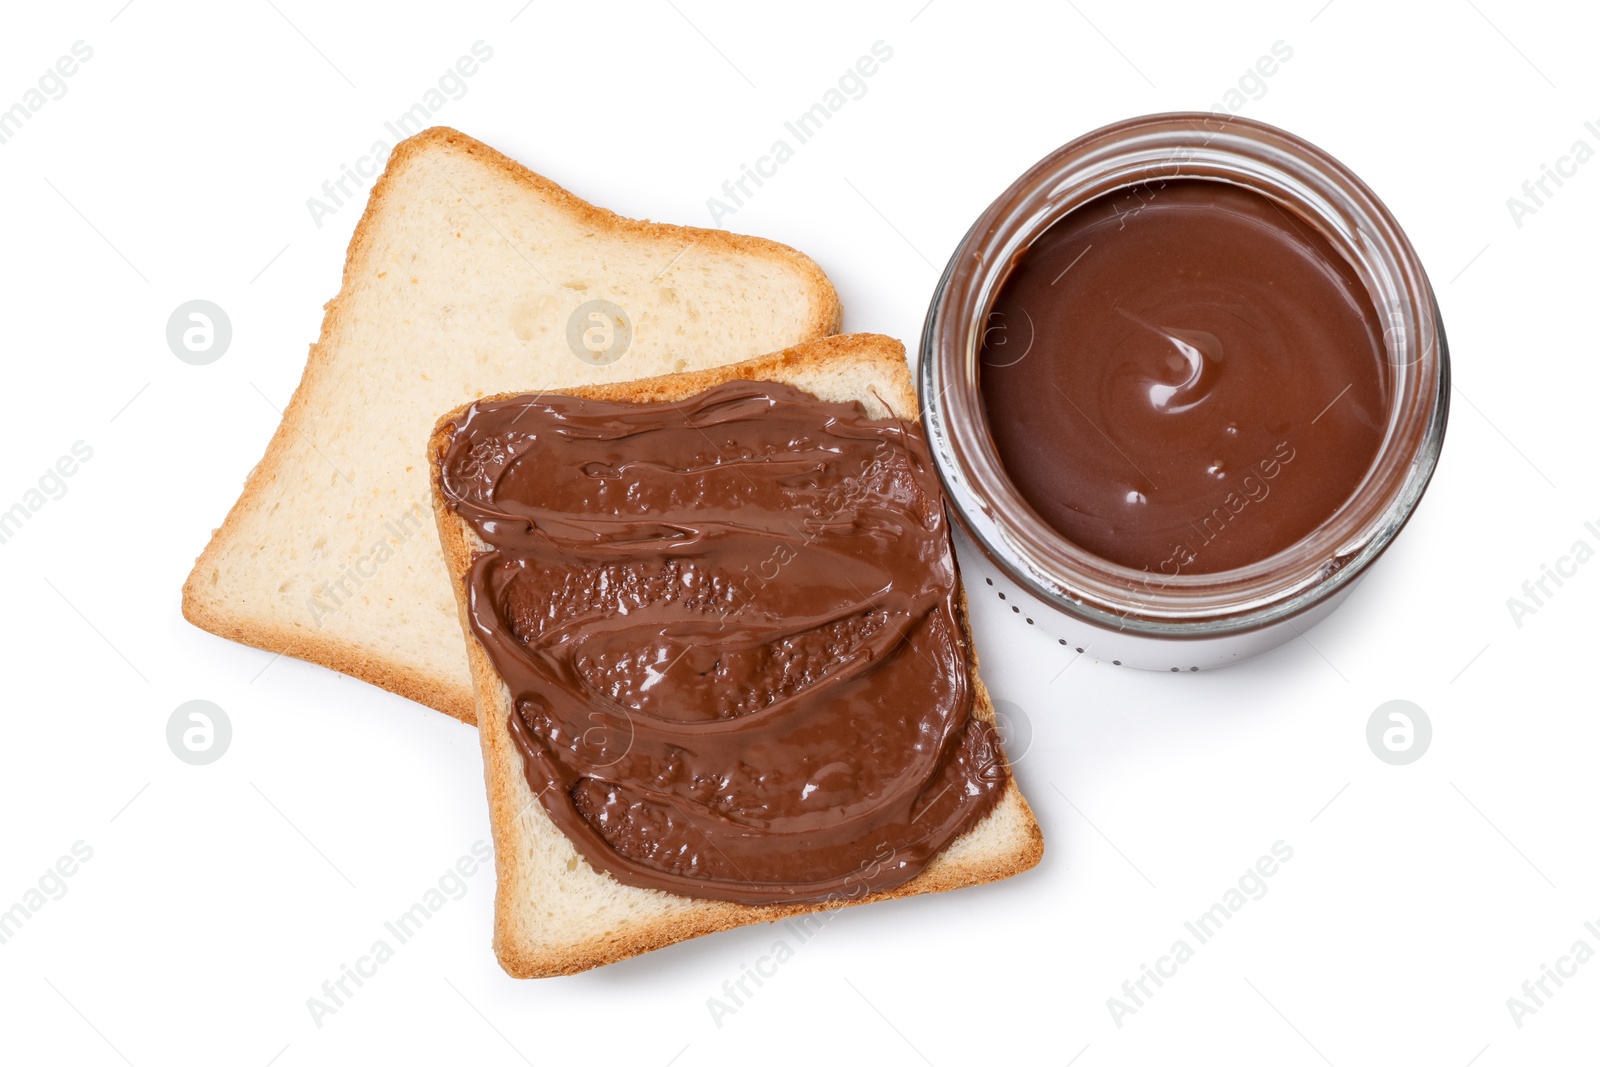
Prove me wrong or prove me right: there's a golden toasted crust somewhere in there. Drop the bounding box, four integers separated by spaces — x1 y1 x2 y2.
181 127 841 724
429 335 1044 977
439 332 917 417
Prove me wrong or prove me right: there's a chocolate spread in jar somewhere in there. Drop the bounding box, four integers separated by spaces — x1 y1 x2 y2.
979 179 1388 576
437 380 1007 904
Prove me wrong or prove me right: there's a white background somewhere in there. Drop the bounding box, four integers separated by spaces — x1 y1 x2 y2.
2 1 1595 1064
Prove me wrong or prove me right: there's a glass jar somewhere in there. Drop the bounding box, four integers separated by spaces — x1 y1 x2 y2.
919 112 1450 670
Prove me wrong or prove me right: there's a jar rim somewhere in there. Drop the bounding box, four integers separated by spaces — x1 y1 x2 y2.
919 112 1450 637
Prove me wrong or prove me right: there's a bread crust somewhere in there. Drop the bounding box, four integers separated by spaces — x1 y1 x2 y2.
429 335 1044 977
181 127 841 723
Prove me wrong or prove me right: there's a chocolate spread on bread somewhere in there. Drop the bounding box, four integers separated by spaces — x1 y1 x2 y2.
438 380 1007 904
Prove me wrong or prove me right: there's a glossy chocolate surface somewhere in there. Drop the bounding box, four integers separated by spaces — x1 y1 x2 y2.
980 180 1387 575
438 381 1007 903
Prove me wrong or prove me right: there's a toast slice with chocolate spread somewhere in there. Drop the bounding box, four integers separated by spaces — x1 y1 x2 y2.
428 334 1043 977
181 126 840 723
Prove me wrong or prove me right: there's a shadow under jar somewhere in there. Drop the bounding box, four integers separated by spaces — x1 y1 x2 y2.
920 113 1449 670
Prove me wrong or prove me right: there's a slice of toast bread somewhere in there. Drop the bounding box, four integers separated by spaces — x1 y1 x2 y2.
429 334 1044 977
182 127 840 723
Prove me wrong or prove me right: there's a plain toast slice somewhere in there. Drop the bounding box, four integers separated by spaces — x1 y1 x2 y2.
429 334 1043 977
182 127 840 722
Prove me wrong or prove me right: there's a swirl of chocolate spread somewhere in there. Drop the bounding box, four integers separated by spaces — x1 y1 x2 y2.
437 380 1007 904
979 180 1387 575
